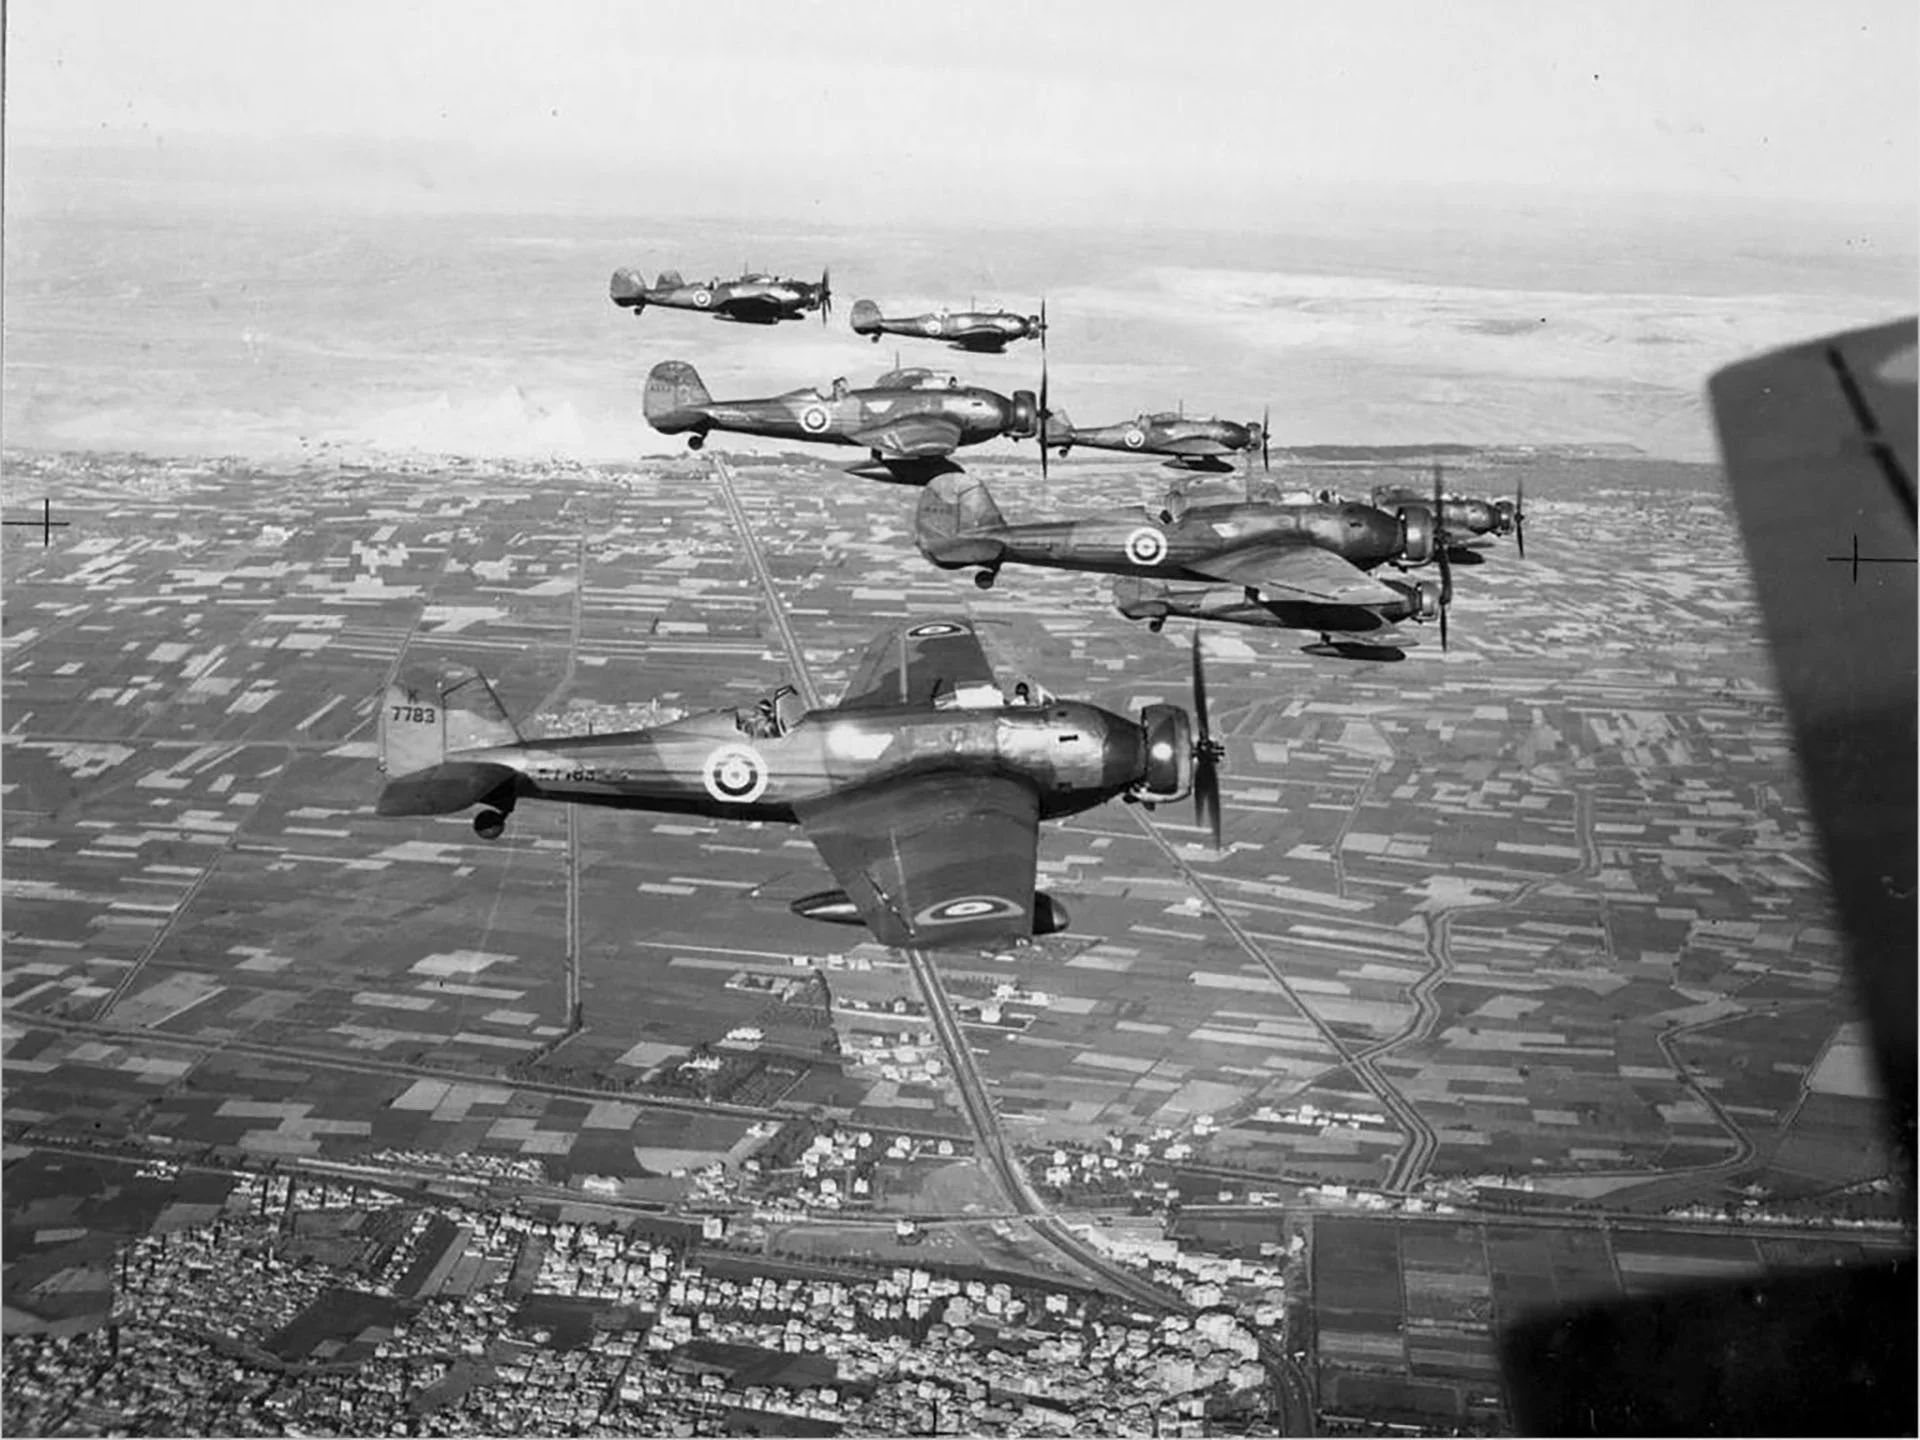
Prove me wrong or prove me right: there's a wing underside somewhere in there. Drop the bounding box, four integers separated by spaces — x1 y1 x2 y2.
1189 542 1401 605
849 414 966 459
796 769 1041 949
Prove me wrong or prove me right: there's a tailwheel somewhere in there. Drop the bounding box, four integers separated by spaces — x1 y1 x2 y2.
473 809 508 841
1149 618 1165 634
973 568 998 590
688 433 706 451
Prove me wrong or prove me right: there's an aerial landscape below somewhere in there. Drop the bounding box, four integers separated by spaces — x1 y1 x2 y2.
4 2 1916 1435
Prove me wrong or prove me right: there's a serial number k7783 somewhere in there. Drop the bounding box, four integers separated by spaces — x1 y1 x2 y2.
390 705 437 723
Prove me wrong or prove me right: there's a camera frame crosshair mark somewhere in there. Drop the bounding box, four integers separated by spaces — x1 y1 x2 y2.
1 498 71 546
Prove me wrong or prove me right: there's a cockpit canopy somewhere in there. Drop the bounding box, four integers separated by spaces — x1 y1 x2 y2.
735 683 807 739
872 367 964 392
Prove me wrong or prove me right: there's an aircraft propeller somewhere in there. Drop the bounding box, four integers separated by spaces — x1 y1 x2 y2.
1190 628 1227 849
1261 404 1271 473
1433 462 1454 652
818 267 833 325
1513 476 1527 559
1036 300 1051 487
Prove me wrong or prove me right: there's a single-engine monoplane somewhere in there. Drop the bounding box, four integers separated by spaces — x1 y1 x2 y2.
1045 404 1270 473
609 266 832 326
1372 466 1526 557
374 617 1226 949
914 471 1456 650
849 298 1046 354
643 360 1055 484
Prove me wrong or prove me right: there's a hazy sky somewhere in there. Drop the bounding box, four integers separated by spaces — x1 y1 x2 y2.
8 0 1916 223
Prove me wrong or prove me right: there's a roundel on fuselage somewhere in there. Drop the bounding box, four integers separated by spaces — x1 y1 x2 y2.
1124 527 1168 566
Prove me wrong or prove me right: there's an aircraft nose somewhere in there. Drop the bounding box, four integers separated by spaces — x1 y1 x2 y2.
1100 713 1146 789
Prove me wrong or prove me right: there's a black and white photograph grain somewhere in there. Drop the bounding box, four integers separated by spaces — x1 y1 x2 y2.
2 2 1914 1435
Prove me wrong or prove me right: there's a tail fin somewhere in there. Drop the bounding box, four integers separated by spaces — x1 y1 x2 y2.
609 268 649 308
1042 408 1075 446
1111 576 1173 621
643 361 711 432
849 299 884 335
915 474 1010 567
375 669 522 817
656 269 685 290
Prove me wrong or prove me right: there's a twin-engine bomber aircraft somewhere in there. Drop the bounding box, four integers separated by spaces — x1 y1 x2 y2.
1045 405 1270 473
849 298 1046 354
609 267 832 326
374 617 1226 950
643 361 1050 484
915 473 1456 650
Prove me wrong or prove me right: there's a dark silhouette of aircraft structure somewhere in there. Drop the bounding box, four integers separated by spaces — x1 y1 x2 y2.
1500 317 1916 1437
375 617 1227 949
609 266 832 326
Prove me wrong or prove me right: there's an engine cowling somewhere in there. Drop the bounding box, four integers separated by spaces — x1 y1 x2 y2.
1007 389 1039 438
1397 506 1434 564
1129 703 1192 803
1409 578 1443 621
1492 499 1517 535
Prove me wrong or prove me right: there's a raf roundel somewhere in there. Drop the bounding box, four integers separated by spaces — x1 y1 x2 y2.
922 315 945 336
800 404 831 433
906 621 965 638
692 289 713 308
1124 427 1146 448
1124 526 1168 566
702 744 769 804
913 894 1024 926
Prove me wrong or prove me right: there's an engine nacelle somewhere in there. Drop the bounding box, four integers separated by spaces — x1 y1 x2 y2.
1397 506 1434 564
1409 578 1443 621
1492 499 1517 535
1008 389 1039 438
1129 703 1192 803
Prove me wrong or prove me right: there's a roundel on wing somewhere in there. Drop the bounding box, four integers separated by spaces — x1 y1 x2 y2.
912 894 1024 926
692 289 713 308
800 404 831 433
702 744 769 804
906 620 965 638
1124 526 1168 566
1123 427 1146 448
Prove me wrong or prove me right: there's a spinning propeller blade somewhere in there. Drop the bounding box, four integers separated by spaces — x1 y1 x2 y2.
1514 476 1527 559
1262 404 1271 473
819 266 832 324
1190 629 1226 850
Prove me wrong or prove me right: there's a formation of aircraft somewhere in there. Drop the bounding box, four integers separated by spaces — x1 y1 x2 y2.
643 359 1053 485
849 298 1047 354
610 266 833 326
375 616 1225 950
1044 404 1270 473
914 471 1455 652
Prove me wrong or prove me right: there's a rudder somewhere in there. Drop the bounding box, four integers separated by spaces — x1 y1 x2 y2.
643 361 712 429
849 298 884 335
609 268 649 308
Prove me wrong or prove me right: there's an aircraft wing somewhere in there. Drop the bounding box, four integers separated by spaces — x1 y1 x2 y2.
713 292 788 322
1188 542 1402 606
1706 315 1916 1149
849 414 967 459
837 617 1001 710
1155 436 1234 457
795 770 1040 950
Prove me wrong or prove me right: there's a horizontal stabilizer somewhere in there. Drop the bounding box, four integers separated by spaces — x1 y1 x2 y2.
375 761 520 817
